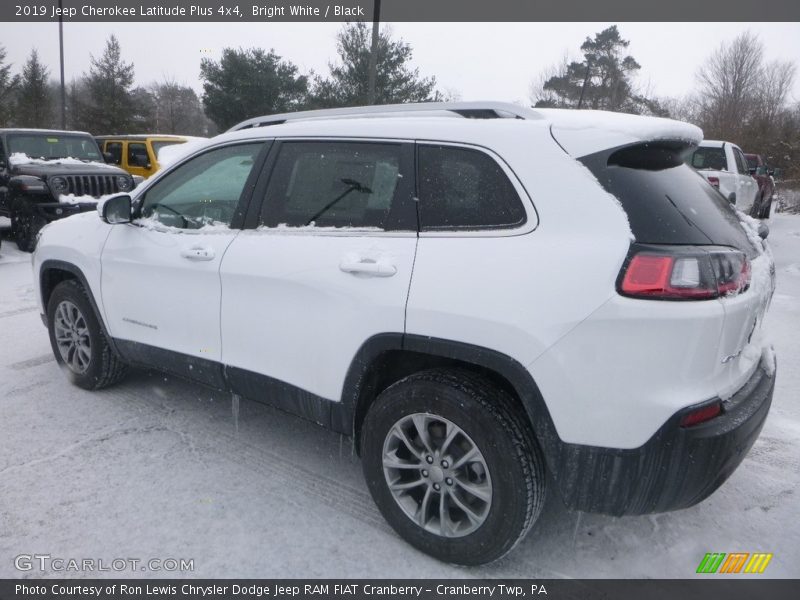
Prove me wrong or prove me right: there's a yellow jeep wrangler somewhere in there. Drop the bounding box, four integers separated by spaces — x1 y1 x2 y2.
95 135 190 179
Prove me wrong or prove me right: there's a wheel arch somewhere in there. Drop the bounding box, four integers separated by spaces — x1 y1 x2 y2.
39 260 118 354
344 334 563 471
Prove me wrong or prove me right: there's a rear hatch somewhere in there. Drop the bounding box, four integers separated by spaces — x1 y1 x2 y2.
574 137 775 399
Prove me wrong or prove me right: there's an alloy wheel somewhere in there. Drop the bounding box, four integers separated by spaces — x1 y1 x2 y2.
382 412 493 538
53 300 92 374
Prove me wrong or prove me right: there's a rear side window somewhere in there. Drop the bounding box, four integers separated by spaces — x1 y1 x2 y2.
260 141 405 229
582 143 756 255
128 143 149 167
417 145 526 231
689 146 726 171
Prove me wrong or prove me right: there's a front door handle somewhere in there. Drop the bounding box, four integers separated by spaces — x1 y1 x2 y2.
339 257 397 277
181 246 215 261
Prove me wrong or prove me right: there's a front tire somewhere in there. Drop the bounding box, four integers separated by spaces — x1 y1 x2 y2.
361 369 546 565
15 210 46 252
47 280 128 390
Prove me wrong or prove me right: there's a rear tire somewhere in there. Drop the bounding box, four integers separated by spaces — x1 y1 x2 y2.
47 280 128 390
361 368 546 565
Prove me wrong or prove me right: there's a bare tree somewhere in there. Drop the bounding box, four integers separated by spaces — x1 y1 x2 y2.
695 31 765 140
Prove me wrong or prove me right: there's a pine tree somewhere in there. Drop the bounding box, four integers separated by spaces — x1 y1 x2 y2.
308 22 440 108
74 35 136 133
0 44 20 127
15 49 54 128
200 48 308 131
532 26 665 115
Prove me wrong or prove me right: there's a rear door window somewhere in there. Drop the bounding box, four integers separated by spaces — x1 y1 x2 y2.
259 141 410 230
417 145 526 231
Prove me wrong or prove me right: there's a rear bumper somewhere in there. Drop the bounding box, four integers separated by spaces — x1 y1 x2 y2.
554 364 775 515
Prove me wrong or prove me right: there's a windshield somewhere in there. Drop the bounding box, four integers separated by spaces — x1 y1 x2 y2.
7 133 103 162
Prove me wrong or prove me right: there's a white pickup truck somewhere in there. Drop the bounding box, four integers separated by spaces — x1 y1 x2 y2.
687 140 759 215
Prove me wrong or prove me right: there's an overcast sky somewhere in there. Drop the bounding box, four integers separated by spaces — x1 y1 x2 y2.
1 22 799 104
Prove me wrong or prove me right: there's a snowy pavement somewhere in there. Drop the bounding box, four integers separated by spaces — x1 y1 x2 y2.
0 215 798 579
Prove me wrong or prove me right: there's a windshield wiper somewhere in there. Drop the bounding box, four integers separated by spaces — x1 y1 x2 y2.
304 178 372 226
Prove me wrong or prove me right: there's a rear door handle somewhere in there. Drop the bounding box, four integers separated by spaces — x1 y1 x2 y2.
339 258 397 277
181 246 215 261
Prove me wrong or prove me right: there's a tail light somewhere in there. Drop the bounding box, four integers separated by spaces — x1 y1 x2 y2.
619 245 750 300
707 176 720 188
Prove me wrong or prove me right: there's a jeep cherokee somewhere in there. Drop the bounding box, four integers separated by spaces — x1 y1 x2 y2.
31 102 777 565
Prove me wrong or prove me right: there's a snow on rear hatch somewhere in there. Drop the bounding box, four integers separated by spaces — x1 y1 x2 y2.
539 109 703 158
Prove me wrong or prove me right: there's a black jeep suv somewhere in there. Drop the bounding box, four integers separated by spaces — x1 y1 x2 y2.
0 129 135 251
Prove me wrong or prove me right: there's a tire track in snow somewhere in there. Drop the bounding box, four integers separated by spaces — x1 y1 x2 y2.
105 385 391 533
7 353 54 370
0 305 37 319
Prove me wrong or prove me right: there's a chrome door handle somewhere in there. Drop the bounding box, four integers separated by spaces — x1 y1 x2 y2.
339 258 397 277
181 246 215 261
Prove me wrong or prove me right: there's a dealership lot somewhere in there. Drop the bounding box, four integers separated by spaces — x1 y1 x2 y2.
1 214 799 578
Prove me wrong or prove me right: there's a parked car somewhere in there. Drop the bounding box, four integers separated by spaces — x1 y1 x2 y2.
0 128 135 251
33 103 776 565
687 140 759 215
95 134 194 179
744 153 775 219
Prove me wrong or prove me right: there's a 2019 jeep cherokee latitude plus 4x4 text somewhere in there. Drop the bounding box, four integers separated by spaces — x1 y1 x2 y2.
32 102 776 565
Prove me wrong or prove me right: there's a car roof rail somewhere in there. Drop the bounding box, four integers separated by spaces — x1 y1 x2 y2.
227 101 544 132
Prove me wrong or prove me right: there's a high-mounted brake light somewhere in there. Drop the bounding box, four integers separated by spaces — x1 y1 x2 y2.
680 401 723 427
620 246 750 301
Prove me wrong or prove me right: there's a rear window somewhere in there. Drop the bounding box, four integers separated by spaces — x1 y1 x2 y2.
688 146 726 171
581 143 756 255
417 145 526 230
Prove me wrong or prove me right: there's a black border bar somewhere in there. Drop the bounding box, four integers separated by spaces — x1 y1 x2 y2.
1 580 800 600
3 0 800 22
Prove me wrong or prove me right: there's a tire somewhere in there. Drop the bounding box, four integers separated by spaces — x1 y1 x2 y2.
15 210 46 252
46 280 128 390
760 196 772 219
361 368 546 565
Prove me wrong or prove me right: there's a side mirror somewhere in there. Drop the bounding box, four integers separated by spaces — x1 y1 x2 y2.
103 151 115 164
100 194 132 224
757 222 769 240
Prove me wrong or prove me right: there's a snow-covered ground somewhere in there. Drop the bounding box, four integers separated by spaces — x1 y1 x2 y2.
0 215 798 579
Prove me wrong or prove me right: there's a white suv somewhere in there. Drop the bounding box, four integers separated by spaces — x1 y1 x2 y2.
32 102 776 565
